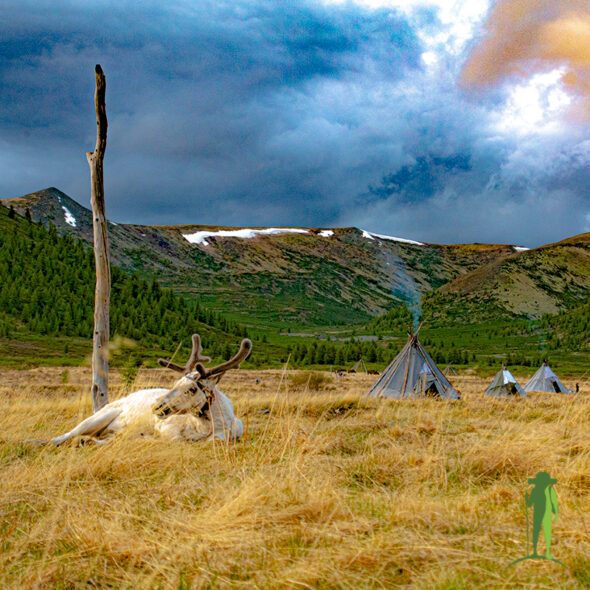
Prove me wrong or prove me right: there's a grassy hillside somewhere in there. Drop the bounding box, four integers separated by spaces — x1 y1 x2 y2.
439 234 590 318
541 297 590 353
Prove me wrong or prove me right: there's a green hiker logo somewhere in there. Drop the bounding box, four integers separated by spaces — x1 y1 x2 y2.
507 472 566 569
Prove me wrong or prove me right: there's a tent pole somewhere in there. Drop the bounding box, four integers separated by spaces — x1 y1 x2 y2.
401 345 412 398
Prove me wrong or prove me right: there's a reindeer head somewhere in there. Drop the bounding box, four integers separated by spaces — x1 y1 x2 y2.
152 334 252 418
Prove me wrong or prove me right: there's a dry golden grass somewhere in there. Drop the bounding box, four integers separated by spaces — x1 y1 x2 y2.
1 367 589 589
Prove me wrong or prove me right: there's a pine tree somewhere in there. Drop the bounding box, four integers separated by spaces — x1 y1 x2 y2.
0 210 249 357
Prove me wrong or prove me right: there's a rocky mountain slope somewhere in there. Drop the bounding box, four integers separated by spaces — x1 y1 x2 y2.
438 233 590 318
3 187 586 327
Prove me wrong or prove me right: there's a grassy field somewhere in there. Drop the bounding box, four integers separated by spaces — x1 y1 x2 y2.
1 368 590 588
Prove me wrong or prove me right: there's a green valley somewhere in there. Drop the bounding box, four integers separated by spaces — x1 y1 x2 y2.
1 188 589 376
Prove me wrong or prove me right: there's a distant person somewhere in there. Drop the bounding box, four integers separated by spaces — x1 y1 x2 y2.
576 383 580 393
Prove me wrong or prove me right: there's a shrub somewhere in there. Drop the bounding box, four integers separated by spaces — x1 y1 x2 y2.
289 371 332 391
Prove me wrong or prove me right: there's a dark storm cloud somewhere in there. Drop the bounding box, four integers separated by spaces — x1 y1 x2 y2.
1 0 589 246
1 1 411 137
0 0 421 226
366 154 472 204
342 126 590 246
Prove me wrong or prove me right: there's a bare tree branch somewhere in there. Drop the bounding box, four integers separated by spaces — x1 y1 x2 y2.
86 64 110 412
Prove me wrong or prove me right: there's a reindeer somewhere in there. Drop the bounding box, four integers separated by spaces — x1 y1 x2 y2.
42 335 251 446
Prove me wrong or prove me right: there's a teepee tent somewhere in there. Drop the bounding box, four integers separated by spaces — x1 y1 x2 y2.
484 367 527 397
524 362 572 394
349 358 368 374
443 364 458 377
366 332 460 400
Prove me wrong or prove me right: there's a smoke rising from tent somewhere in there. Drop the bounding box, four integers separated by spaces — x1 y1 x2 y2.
462 0 590 117
409 297 421 333
381 248 422 331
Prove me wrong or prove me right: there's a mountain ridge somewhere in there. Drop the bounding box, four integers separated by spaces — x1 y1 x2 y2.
3 187 588 327
439 232 590 318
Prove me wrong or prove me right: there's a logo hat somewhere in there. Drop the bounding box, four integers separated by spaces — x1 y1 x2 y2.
528 471 557 485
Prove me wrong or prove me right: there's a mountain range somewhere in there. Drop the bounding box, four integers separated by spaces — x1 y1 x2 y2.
3 187 589 328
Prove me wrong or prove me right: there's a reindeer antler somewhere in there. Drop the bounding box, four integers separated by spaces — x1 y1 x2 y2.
196 339 252 379
184 333 212 371
158 334 212 374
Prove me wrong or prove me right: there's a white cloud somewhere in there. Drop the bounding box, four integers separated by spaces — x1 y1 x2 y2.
493 68 572 136
421 51 438 66
420 0 490 55
321 0 491 55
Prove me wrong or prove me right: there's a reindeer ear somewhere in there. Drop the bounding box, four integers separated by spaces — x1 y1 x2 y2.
195 363 221 384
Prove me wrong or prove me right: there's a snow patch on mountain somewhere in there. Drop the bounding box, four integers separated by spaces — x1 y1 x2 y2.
183 227 309 246
62 206 77 227
319 230 334 237
361 229 424 246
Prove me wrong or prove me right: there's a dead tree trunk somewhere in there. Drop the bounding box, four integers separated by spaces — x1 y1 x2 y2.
87 64 110 412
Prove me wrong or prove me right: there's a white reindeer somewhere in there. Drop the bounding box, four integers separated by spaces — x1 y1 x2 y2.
43 335 251 446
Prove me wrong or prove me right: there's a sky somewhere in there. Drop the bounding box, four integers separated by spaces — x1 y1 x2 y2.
1 0 590 246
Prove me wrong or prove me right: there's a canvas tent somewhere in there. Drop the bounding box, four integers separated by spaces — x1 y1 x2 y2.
524 362 572 394
443 364 458 377
484 367 527 397
366 333 460 400
349 358 368 374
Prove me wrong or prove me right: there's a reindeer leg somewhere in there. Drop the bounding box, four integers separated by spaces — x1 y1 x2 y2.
78 434 115 446
92 435 115 446
186 431 214 442
51 407 122 446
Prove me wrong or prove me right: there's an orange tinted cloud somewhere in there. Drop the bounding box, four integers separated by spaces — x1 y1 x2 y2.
462 1 590 113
